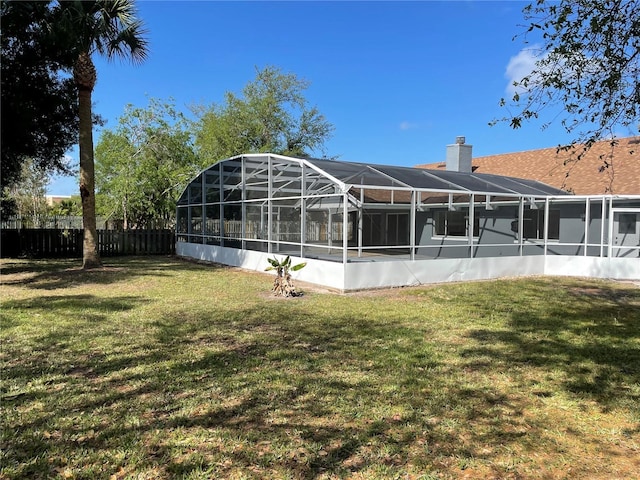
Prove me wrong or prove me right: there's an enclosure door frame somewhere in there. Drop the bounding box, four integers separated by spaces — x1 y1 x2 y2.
609 207 640 258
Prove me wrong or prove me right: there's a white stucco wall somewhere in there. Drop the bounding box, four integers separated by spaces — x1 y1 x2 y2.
176 242 346 290
178 242 639 291
544 256 640 281
343 256 546 290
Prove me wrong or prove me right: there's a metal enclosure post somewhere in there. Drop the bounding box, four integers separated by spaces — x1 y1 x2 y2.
328 210 333 252
300 163 306 258
518 197 524 256
607 197 613 258
343 191 349 264
267 156 273 254
584 198 590 256
241 156 246 250
410 190 416 261
600 196 606 257
201 172 206 243
184 206 191 239
219 162 224 247
260 204 265 248
469 194 475 258
543 197 550 256
358 188 363 257
276 207 281 253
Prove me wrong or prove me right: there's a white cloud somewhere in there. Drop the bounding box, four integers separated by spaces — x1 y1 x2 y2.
505 46 542 95
399 121 418 131
62 154 78 170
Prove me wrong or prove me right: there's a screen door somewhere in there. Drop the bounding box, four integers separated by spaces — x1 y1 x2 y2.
613 210 640 257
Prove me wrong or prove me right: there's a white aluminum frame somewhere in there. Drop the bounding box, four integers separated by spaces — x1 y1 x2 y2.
176 154 640 290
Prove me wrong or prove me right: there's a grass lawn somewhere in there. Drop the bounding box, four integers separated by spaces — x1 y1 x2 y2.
1 256 639 480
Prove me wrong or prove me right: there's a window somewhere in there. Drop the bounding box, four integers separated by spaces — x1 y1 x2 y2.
618 213 637 234
523 208 560 240
435 210 479 237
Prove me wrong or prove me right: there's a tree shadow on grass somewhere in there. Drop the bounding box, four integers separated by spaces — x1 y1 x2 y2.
4 280 639 479
1 294 148 329
142 299 638 478
102 306 547 476
460 279 640 412
1 293 152 406
0 256 228 290
1 300 461 479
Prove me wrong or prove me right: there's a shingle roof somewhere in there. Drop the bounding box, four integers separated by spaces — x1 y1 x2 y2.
416 136 640 195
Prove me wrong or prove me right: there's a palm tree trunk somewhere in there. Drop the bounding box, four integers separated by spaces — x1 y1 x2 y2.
78 85 101 269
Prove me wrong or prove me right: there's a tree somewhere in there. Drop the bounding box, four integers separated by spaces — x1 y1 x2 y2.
0 1 78 193
49 196 83 217
195 66 334 164
51 0 149 268
496 0 639 150
5 158 51 223
95 98 199 229
265 256 307 297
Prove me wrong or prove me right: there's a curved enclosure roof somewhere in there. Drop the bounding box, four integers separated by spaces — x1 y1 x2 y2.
305 157 569 196
178 153 569 205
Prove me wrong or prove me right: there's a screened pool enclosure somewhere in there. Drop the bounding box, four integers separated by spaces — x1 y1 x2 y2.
176 153 640 290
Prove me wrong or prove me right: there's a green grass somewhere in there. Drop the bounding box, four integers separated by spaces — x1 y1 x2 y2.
1 256 639 479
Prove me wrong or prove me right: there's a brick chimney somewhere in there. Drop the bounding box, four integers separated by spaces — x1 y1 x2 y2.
446 136 472 173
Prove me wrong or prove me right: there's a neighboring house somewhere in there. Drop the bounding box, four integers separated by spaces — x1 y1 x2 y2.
176 144 639 291
45 195 72 206
416 136 640 195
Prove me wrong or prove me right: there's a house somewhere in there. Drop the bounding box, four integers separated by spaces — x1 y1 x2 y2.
416 136 640 195
45 195 72 206
175 145 640 291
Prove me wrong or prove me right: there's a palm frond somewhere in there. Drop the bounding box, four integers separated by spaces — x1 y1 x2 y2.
53 0 149 64
106 20 150 64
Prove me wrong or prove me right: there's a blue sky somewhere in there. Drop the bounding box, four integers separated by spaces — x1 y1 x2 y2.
49 0 577 195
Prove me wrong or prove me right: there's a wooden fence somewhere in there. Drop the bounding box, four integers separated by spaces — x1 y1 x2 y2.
1 215 112 230
0 229 175 258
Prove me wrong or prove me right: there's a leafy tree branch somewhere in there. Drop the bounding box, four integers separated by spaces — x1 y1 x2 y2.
494 0 639 150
